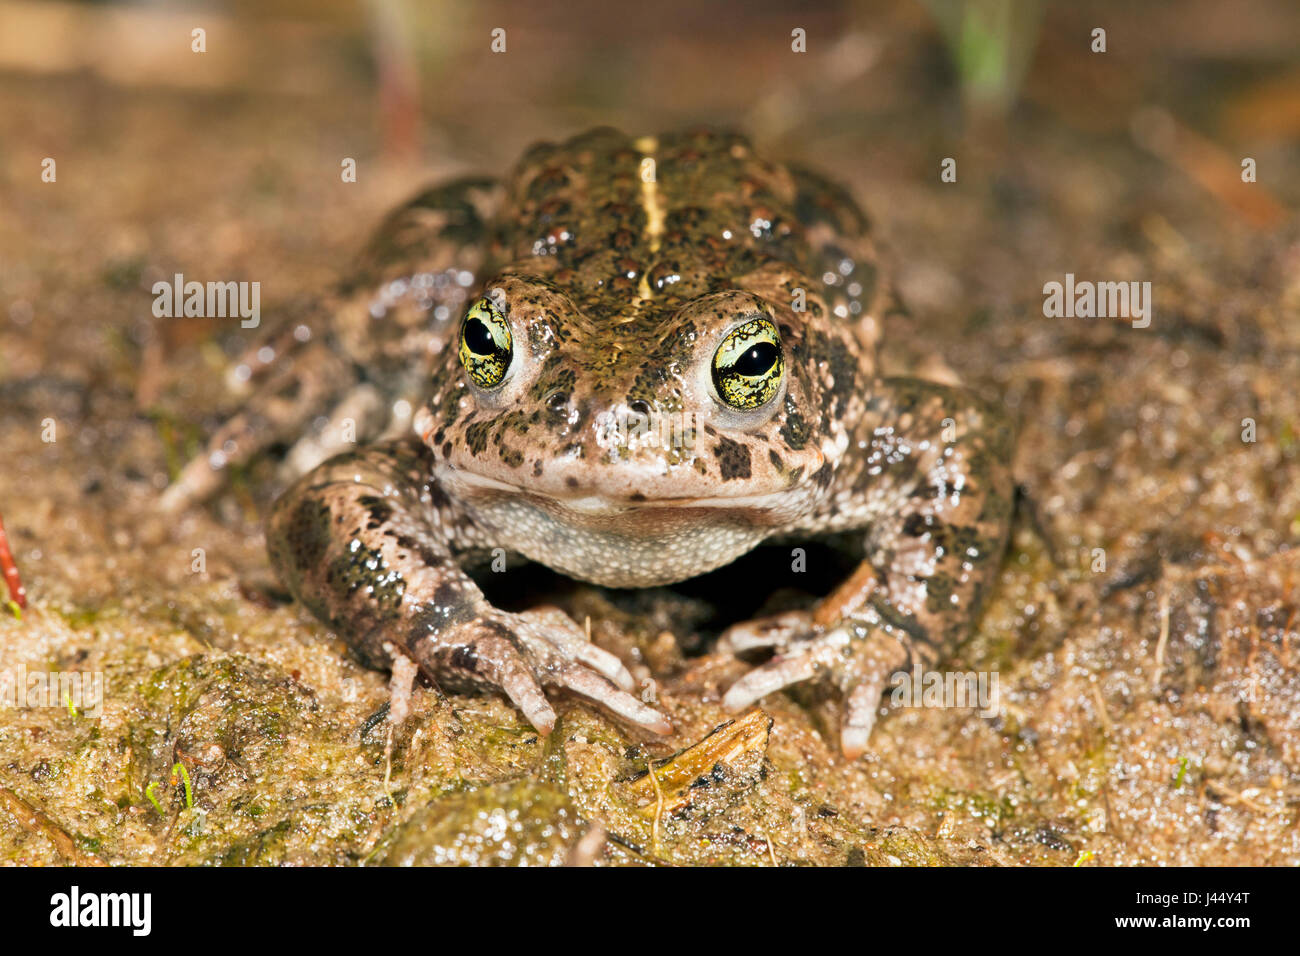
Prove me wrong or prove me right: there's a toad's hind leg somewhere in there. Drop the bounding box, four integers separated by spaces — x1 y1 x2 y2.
161 177 505 512
723 379 1014 757
161 338 353 511
279 382 391 481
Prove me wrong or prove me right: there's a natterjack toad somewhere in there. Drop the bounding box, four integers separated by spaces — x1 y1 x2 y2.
199 128 1012 757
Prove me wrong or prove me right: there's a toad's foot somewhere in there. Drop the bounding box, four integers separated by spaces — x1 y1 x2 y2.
720 610 909 759
412 604 672 736
267 440 671 741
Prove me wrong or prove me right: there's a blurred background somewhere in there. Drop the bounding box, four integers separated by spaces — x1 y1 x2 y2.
1 0 1296 394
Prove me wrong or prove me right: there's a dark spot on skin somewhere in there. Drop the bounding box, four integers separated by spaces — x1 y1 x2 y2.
827 339 859 410
924 572 956 615
903 513 934 537
950 525 982 557
921 480 960 500
566 476 579 488
714 437 752 481
285 499 332 570
870 595 931 643
501 446 524 468
629 492 646 502
358 494 394 531
533 460 543 477
407 593 474 647
779 397 809 449
432 579 460 609
465 421 492 456
768 449 784 471
394 533 442 568
450 644 479 673
274 379 302 402
428 480 451 511
436 384 464 425
812 460 834 490
442 441 452 458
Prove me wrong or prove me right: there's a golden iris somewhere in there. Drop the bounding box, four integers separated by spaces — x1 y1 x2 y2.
458 297 512 389
712 317 783 410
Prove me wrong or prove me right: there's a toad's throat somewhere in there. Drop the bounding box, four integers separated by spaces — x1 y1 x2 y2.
447 479 780 587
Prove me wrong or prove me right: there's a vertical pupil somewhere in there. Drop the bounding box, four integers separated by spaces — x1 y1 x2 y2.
732 341 778 376
465 317 497 354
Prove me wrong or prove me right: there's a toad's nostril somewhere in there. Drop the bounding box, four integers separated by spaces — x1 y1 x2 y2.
545 390 571 413
627 399 652 417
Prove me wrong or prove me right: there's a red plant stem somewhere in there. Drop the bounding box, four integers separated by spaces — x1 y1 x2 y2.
0 511 27 609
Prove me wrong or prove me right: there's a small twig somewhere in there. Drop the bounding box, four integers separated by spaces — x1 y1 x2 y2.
0 788 105 866
1151 585 1170 692
1204 780 1270 815
1090 683 1112 736
645 749 665 857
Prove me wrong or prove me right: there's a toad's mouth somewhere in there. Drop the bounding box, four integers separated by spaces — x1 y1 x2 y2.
435 461 807 517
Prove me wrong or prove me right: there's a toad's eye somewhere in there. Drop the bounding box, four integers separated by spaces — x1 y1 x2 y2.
459 297 513 389
711 317 784 410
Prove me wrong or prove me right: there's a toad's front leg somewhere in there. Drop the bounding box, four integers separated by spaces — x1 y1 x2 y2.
266 440 671 736
723 379 1014 757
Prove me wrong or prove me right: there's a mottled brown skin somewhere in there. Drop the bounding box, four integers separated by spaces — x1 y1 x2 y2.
252 128 1013 755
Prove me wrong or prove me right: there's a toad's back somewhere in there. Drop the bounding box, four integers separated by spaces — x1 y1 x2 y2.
500 127 874 323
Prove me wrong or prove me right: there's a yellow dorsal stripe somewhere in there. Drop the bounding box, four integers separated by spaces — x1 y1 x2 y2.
634 135 664 303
